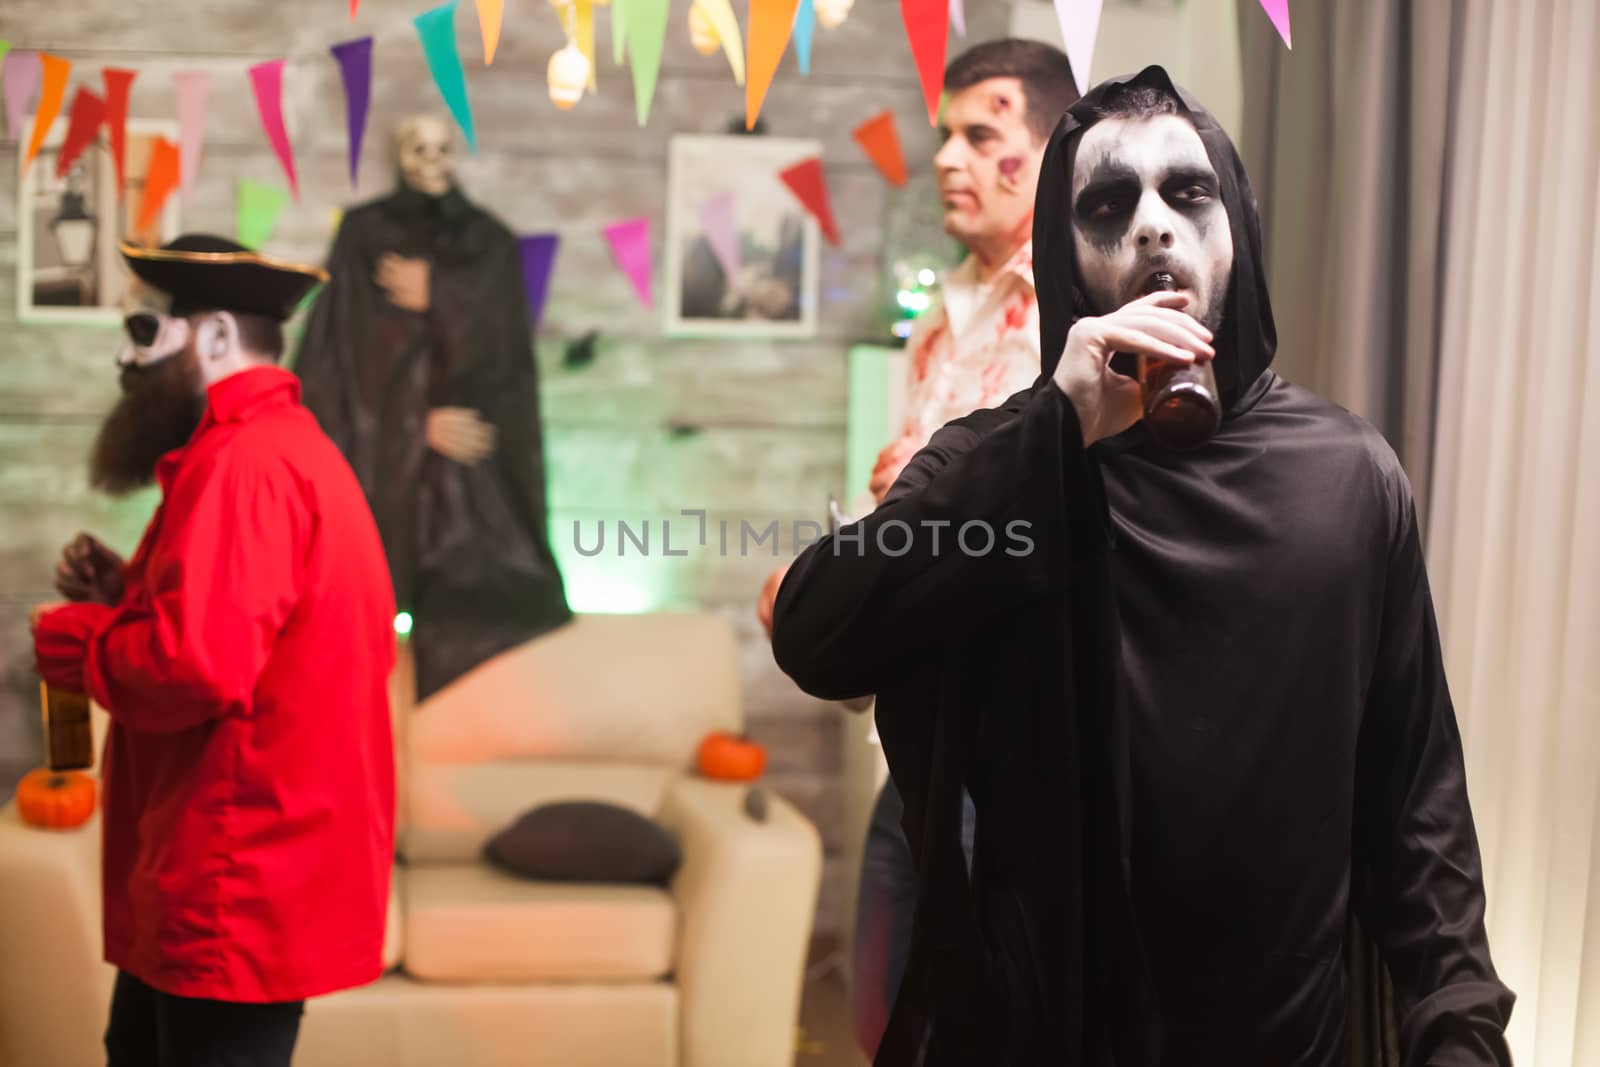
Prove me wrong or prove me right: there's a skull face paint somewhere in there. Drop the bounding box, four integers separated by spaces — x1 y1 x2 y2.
394 114 457 197
1069 114 1233 331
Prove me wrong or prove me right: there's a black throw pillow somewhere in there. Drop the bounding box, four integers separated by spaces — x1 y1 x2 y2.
483 801 683 886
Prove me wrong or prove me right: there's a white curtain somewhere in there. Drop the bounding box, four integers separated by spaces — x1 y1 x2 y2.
1428 0 1600 1062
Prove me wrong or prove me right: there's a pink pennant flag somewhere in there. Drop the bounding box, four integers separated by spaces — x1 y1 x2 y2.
1052 0 1102 97
949 0 966 37
175 71 210 196
3 50 41 140
603 218 653 310
1258 0 1291 49
698 193 740 281
248 60 298 198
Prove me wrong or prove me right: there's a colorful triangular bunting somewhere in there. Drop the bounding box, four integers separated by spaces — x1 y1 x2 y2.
853 110 907 187
747 0 799 129
55 88 105 179
793 0 816 76
23 54 71 174
248 60 298 198
415 2 478 150
135 137 180 234
696 0 745 86
3 50 41 140
626 0 668 125
699 192 740 280
1052 0 1102 96
102 69 136 194
519 233 560 327
899 0 947 126
477 0 505 64
237 179 290 249
175 71 210 197
330 38 373 187
778 157 839 246
603 217 653 309
1258 0 1292 49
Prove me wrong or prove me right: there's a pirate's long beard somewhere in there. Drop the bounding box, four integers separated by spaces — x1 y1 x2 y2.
90 350 206 496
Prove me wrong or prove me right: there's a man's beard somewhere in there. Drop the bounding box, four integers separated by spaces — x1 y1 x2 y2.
89 350 205 496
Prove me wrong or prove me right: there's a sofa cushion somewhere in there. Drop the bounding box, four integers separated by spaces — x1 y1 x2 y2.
408 613 741 767
404 761 675 863
403 865 675 982
382 869 403 972
484 802 681 886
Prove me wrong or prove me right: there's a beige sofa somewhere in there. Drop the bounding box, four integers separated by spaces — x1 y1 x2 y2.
0 612 822 1067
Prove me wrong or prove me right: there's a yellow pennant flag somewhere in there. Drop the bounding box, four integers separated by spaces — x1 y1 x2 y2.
577 0 596 90
696 0 745 86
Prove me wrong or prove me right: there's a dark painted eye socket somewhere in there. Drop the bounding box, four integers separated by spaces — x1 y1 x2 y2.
124 313 161 347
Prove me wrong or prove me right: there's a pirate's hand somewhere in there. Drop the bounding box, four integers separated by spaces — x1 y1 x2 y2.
426 407 497 465
1052 291 1213 446
377 254 431 312
55 532 125 605
868 435 920 503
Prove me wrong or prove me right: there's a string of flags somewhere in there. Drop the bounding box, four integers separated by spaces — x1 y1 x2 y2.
0 0 1290 324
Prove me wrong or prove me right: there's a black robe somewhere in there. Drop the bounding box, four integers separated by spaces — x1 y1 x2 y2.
771 67 1513 1066
292 185 571 701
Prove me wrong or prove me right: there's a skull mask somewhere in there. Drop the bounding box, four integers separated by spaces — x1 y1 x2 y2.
394 114 456 197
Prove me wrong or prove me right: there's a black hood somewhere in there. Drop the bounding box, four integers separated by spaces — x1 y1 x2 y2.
1033 65 1277 413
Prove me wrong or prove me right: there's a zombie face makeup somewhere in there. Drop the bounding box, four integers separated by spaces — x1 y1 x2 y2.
934 76 1047 262
1070 114 1233 330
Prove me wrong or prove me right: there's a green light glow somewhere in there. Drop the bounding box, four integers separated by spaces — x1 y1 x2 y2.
393 612 413 637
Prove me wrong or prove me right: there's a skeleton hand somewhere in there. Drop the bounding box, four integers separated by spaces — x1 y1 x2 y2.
377 254 431 312
426 407 497 465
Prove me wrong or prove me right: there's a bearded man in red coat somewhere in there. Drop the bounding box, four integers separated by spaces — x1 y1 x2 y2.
31 235 398 1067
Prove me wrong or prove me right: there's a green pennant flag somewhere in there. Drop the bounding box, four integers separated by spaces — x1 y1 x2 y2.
237 179 290 250
627 0 668 126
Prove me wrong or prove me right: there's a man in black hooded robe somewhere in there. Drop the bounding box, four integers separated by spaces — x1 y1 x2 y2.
293 114 571 702
771 68 1514 1066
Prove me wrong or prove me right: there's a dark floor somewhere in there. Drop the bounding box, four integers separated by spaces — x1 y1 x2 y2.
796 939 871 1067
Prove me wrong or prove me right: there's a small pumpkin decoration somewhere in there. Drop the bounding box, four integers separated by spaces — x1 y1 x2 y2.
16 768 96 830
696 731 767 782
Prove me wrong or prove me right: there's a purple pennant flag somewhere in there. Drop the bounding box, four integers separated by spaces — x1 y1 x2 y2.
3 50 41 140
330 38 374 187
520 234 560 328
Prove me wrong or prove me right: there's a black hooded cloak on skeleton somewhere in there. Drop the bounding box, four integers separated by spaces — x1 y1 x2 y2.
772 68 1513 1066
292 185 572 702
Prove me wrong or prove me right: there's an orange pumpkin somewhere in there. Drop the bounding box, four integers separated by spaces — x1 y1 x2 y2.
15 768 96 830
696 731 767 782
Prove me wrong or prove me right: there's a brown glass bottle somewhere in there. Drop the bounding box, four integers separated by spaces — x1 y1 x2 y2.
40 682 94 772
1138 273 1221 451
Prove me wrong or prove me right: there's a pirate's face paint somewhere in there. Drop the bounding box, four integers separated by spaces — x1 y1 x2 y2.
933 76 1047 261
1069 114 1233 330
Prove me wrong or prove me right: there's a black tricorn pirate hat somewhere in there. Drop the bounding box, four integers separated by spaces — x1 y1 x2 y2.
119 234 328 322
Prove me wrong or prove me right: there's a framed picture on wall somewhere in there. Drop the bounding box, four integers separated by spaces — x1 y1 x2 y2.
16 116 181 324
662 134 821 339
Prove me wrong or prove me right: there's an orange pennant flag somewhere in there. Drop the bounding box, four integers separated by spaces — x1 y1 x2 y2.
135 137 181 235
22 54 71 175
746 0 799 129
853 110 908 187
477 0 504 64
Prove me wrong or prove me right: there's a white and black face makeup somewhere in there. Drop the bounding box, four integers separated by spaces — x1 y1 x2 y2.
1070 114 1233 330
395 114 456 197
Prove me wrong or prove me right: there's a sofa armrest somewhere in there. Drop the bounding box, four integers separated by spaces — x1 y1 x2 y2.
657 777 822 1067
0 802 114 1067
